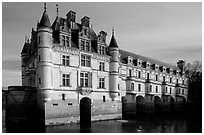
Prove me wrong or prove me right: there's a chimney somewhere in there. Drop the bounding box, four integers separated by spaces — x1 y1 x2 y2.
66 10 76 28
177 60 185 72
98 31 107 43
81 16 90 27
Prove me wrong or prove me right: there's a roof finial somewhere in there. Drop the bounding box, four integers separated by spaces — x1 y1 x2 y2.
56 4 59 16
44 2 46 11
112 27 114 36
25 35 27 42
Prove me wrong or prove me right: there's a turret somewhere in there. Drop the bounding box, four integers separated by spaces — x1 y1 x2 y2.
108 28 120 101
20 40 28 86
37 3 53 101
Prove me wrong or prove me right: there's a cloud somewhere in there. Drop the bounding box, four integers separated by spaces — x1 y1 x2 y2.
2 60 21 70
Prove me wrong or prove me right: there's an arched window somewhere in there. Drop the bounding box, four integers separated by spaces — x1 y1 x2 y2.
131 83 134 91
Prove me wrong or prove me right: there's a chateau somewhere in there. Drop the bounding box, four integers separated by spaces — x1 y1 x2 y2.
20 5 188 120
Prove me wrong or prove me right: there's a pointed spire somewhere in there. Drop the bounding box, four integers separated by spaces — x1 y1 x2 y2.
38 3 51 28
21 36 29 54
109 28 118 48
44 2 46 11
56 4 59 17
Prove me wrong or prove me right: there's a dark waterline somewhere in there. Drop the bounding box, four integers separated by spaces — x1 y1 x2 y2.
46 115 201 133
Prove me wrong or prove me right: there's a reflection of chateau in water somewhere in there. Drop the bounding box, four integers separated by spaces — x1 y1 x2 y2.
20 4 188 121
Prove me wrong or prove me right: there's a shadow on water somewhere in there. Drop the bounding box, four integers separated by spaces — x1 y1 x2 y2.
4 113 201 133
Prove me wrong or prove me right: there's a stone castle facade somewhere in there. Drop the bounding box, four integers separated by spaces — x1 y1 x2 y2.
21 6 188 120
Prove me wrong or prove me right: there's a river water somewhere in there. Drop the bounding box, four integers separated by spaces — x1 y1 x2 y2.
46 115 201 133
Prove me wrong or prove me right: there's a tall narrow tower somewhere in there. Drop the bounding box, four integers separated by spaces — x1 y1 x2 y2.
37 4 53 101
20 40 28 86
108 29 120 101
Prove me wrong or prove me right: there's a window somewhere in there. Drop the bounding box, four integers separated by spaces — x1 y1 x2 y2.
81 40 85 50
138 84 141 92
62 94 65 100
170 77 172 83
99 62 105 71
156 75 158 81
182 80 184 85
62 35 65 46
66 36 70 47
62 55 70 66
149 85 152 92
163 76 166 82
102 46 106 54
99 45 106 55
85 42 90 51
38 55 41 62
131 83 134 91
103 96 106 102
99 78 105 89
39 77 41 84
147 73 150 79
81 54 91 67
177 79 179 84
118 84 120 90
80 72 89 87
138 71 141 78
166 87 168 93
62 74 70 86
156 86 158 93
138 61 141 66
182 89 185 94
129 70 132 76
170 87 172 94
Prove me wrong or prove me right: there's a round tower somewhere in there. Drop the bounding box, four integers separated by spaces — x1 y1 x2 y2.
108 29 120 101
37 6 53 101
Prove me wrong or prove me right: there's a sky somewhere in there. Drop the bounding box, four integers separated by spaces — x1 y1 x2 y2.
2 2 202 87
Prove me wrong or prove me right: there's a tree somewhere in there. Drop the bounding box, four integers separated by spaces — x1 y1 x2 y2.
184 61 202 103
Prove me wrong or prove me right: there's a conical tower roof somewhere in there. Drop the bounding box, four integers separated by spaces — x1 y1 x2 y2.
109 35 118 48
21 42 28 54
39 10 51 28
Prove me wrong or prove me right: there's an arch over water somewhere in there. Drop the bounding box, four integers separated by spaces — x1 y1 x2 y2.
154 96 162 114
80 97 91 128
136 96 145 115
170 96 175 113
154 96 162 103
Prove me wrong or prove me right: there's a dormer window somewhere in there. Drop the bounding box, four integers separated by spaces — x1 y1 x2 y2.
153 64 159 70
128 56 133 64
163 67 166 72
81 40 85 50
169 68 173 74
136 59 142 67
145 61 150 68
81 40 91 52
85 41 90 51
167 68 172 74
98 45 106 55
62 35 65 46
155 65 159 70
176 70 179 75
61 35 70 47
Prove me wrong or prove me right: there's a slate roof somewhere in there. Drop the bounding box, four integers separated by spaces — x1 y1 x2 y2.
51 16 62 31
21 42 28 54
39 10 51 28
38 11 178 70
109 35 118 48
119 49 179 70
